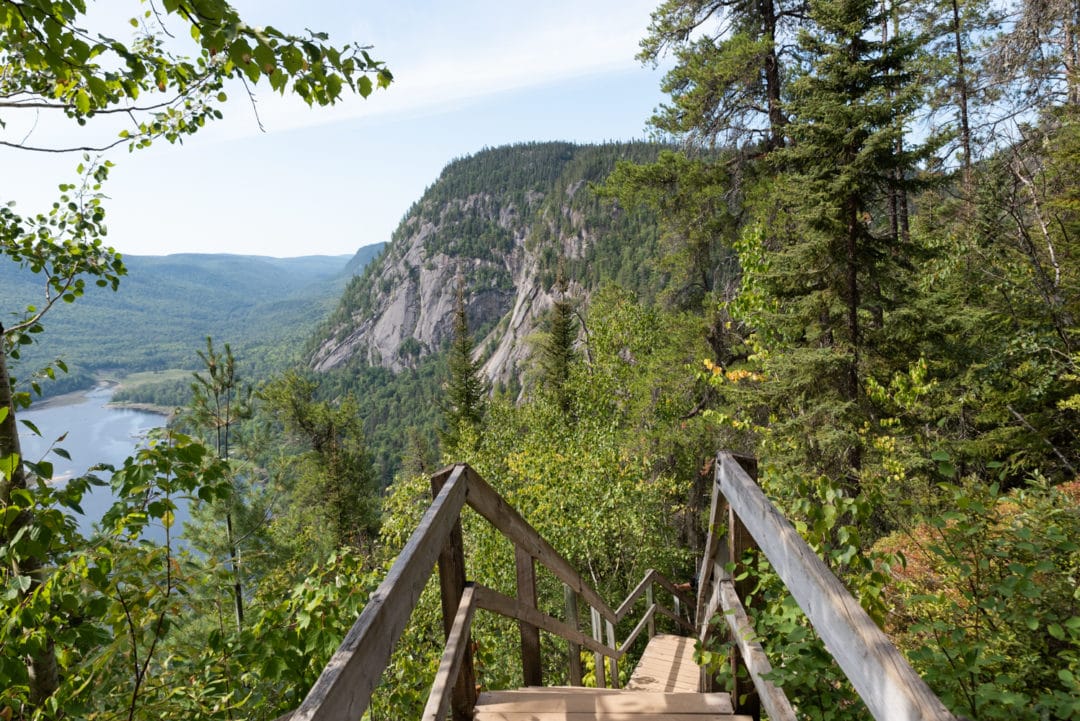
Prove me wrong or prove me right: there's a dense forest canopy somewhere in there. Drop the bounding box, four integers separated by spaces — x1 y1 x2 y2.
2 0 1079 719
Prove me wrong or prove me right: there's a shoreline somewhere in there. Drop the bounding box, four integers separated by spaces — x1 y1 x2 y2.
28 381 171 418
106 400 176 418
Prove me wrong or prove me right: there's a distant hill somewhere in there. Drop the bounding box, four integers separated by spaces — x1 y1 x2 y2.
0 246 384 393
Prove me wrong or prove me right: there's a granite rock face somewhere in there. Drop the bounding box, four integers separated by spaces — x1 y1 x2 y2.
309 142 662 388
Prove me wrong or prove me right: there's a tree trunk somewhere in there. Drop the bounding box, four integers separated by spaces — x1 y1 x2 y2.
951 0 974 187
0 343 61 705
761 0 786 149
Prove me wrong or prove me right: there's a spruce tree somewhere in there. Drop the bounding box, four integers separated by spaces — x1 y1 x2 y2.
744 0 933 487
538 293 578 415
440 277 489 453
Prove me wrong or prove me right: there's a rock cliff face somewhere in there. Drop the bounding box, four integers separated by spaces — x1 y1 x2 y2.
309 142 663 386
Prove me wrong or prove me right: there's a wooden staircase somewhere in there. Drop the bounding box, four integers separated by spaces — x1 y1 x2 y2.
473 634 750 720
285 454 961 721
473 689 747 720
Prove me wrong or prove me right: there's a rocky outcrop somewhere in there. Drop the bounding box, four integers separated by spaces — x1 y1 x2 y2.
308 142 662 387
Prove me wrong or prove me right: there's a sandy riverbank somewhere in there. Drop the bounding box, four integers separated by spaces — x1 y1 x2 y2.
28 381 172 417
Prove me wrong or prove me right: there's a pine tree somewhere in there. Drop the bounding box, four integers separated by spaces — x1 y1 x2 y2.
187 337 251 630
640 0 807 151
439 276 489 453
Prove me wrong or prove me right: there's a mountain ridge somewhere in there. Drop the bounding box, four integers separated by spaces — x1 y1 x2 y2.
308 141 667 386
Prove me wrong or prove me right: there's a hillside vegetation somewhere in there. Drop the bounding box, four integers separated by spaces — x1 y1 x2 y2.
0 247 382 397
2 0 1079 720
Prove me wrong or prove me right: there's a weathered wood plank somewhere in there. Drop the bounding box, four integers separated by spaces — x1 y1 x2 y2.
605 619 619 688
475 690 735 713
474 713 752 721
717 580 796 721
615 569 658 621
474 584 619 660
653 603 695 633
725 455 758 718
696 470 726 630
516 545 543 686
626 635 700 693
591 606 607 688
618 605 656 655
464 466 618 623
565 585 584 686
292 465 468 721
716 452 958 721
431 467 476 720
422 584 478 721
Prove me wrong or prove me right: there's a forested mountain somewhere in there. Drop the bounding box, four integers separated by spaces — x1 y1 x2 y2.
0 248 383 395
3 1 1079 720
310 142 669 385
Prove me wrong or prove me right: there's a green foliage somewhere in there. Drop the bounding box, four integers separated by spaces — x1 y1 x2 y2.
260 370 380 559
439 282 489 454
1 432 233 719
877 478 1080 720
1 0 390 153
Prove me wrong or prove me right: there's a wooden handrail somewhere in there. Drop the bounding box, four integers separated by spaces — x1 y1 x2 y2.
712 451 959 721
462 466 619 623
291 465 468 721
422 584 478 721
473 584 616 659
616 568 694 622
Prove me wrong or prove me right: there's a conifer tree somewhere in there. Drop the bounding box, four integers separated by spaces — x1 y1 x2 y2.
640 0 807 151
187 337 251 630
537 274 578 415
439 276 489 453
744 0 933 487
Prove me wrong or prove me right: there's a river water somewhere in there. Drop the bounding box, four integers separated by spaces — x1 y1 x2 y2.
17 385 185 543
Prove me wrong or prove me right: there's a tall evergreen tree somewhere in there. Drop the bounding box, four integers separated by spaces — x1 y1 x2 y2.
640 0 808 151
439 276 489 453
536 273 579 415
741 0 934 487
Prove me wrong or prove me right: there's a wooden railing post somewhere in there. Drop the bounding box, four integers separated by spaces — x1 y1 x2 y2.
645 585 655 638
604 620 619 688
726 454 760 720
432 468 476 720
590 607 606 688
564 585 583 686
515 545 543 687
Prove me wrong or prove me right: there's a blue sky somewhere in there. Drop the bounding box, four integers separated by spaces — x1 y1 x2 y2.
1 1 670 258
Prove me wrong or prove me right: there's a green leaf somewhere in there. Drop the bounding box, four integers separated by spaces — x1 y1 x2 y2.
74 88 91 114
0 453 20 481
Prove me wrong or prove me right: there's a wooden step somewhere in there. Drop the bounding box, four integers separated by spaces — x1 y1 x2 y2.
473 689 749 719
476 690 735 713
626 634 700 693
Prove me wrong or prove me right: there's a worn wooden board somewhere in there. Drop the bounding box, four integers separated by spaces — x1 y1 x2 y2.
716 580 796 721
476 690 735 714
626 635 700 693
716 452 958 721
474 713 750 721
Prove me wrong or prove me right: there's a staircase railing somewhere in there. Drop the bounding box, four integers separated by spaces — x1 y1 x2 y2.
699 452 959 721
286 463 693 721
